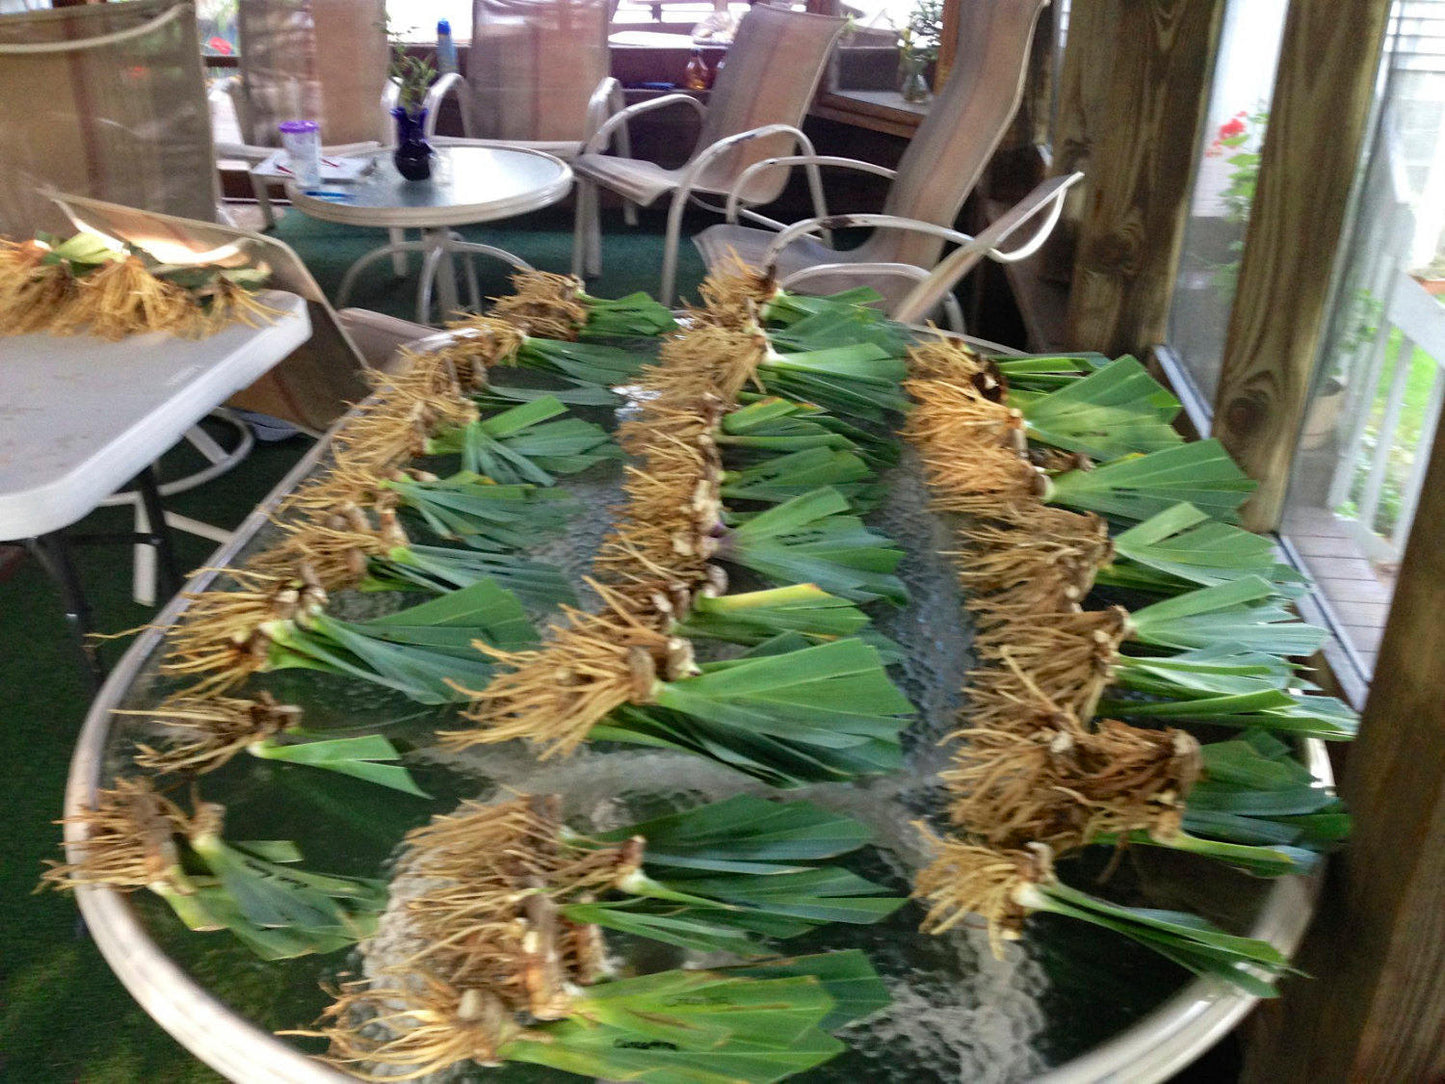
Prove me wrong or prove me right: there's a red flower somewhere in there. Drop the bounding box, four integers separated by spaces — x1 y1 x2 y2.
1217 116 1246 140
207 36 234 55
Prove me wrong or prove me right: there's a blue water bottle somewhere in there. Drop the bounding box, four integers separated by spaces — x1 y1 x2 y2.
436 19 459 75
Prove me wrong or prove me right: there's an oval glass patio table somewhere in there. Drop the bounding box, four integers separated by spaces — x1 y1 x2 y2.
286 146 574 326
64 330 1327 1084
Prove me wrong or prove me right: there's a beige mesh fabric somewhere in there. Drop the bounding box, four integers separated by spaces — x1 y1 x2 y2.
0 0 219 236
49 193 394 433
687 5 845 202
575 4 845 206
235 0 390 148
466 0 611 146
866 0 1049 268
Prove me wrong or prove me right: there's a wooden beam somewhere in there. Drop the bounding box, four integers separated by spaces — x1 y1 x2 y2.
1211 0 1390 530
1241 414 1445 1083
1060 0 1226 357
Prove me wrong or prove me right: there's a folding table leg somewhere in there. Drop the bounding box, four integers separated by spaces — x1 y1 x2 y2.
132 465 183 601
26 533 105 691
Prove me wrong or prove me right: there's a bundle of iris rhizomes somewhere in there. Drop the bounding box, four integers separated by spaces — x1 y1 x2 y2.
897 335 1355 995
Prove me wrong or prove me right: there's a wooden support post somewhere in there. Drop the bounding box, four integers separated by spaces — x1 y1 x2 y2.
1060 0 1226 357
1241 416 1445 1083
1211 0 1390 531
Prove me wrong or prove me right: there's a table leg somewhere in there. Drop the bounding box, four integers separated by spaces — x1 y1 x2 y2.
335 239 434 309
25 533 105 691
132 465 183 601
427 227 462 322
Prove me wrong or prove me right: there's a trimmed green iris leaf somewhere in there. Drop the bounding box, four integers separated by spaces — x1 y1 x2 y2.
426 397 617 485
1044 440 1257 524
721 489 908 605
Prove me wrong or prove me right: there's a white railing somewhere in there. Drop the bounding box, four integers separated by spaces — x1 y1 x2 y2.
1327 270 1445 561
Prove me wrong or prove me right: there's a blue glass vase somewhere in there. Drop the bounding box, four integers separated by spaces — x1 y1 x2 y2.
391 107 433 181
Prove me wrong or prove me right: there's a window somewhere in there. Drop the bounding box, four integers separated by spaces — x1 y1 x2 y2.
1166 0 1290 405
1281 0 1445 681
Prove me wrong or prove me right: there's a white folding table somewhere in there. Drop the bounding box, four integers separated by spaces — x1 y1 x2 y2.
0 290 312 684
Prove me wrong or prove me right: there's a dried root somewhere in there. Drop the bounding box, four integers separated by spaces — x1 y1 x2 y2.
945 716 1200 853
298 976 527 1081
161 566 327 694
131 692 300 774
968 607 1129 727
487 270 588 341
448 582 682 755
0 239 78 333
40 776 194 893
914 829 1050 957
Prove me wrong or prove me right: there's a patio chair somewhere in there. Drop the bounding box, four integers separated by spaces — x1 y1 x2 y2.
215 0 393 228
0 0 219 236
692 0 1061 330
423 0 625 159
570 3 848 305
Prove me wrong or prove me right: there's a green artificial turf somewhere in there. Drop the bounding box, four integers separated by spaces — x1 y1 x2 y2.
0 202 700 1081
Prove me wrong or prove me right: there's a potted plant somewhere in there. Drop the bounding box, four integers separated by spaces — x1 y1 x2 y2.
389 40 437 181
896 0 942 104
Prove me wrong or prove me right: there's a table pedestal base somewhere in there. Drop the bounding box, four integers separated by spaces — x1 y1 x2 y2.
335 228 534 326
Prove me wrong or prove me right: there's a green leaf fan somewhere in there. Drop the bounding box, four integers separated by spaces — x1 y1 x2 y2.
130 693 428 796
718 488 909 605
43 778 385 961
425 397 618 485
1012 355 1185 459
1043 439 1258 524
916 834 1291 997
593 636 914 787
1096 502 1307 597
383 470 576 548
265 577 538 705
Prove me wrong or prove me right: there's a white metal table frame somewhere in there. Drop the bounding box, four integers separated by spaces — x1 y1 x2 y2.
0 291 312 684
285 146 574 326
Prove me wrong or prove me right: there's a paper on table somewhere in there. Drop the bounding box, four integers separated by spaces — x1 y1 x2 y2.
251 150 375 182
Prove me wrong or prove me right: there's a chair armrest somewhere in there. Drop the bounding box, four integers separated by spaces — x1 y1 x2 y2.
892 172 1084 325
762 212 974 276
422 72 473 140
584 77 627 153
724 154 897 224
210 75 255 148
675 125 822 216
581 92 707 156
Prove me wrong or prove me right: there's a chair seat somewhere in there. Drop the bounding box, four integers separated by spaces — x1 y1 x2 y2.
574 154 691 208
693 223 933 312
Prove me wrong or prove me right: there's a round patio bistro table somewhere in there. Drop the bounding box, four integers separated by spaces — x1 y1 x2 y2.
286 146 573 325
62 327 1330 1084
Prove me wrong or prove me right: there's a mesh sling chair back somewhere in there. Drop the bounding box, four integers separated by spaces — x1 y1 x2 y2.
0 0 219 237
693 0 1067 330
216 0 393 227
570 3 848 305
227 0 392 148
